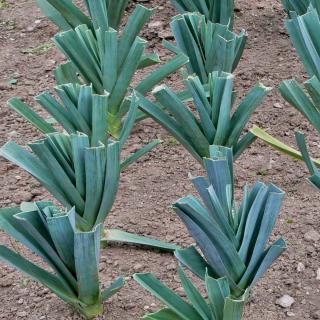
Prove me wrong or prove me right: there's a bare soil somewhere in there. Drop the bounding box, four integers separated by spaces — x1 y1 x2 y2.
0 0 320 319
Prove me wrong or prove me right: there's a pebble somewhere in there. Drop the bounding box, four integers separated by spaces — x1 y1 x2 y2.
273 102 283 109
316 268 320 280
287 311 295 317
297 262 305 272
133 263 144 272
304 230 320 242
124 303 135 310
148 21 163 28
0 277 13 287
166 263 176 271
17 311 27 317
16 191 33 202
276 295 295 308
7 130 19 138
159 30 174 40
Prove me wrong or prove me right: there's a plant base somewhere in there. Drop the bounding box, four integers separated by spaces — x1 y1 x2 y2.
73 302 104 320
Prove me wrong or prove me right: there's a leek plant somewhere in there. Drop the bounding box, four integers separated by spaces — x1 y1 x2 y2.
284 6 320 80
170 0 235 28
1 132 120 232
0 132 178 250
173 146 286 296
279 7 320 135
135 146 286 319
137 72 270 164
8 84 159 170
37 0 129 31
164 13 247 83
51 5 188 138
26 3 188 138
0 203 125 319
135 268 248 320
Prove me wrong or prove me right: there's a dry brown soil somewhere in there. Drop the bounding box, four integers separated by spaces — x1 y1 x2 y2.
0 0 320 319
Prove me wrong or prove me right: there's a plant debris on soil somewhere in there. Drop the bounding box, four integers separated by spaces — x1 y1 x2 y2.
0 0 319 319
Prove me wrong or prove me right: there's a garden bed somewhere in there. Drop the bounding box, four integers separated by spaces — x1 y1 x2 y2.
0 0 319 319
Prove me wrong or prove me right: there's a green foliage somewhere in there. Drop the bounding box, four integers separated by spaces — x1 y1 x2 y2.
170 0 235 28
173 146 286 297
251 6 320 188
137 72 270 164
280 78 320 134
102 229 180 252
249 128 320 191
285 7 320 79
250 126 320 166
0 132 120 231
164 13 247 83
134 146 285 320
0 131 175 251
135 268 248 320
0 204 125 319
263 6 320 187
281 0 320 16
8 84 161 170
51 5 188 138
9 84 110 139
281 7 320 133
14 4 186 171
296 132 320 190
36 0 129 31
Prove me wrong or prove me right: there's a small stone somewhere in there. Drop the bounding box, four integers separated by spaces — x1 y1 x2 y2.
166 263 176 271
148 21 163 28
284 278 294 285
287 311 295 317
276 295 295 308
0 277 13 287
99 262 107 272
159 30 174 40
274 103 283 109
124 303 135 310
316 268 320 280
297 263 305 272
26 26 36 32
7 130 19 138
133 263 144 272
17 311 27 317
304 230 320 242
16 191 33 202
